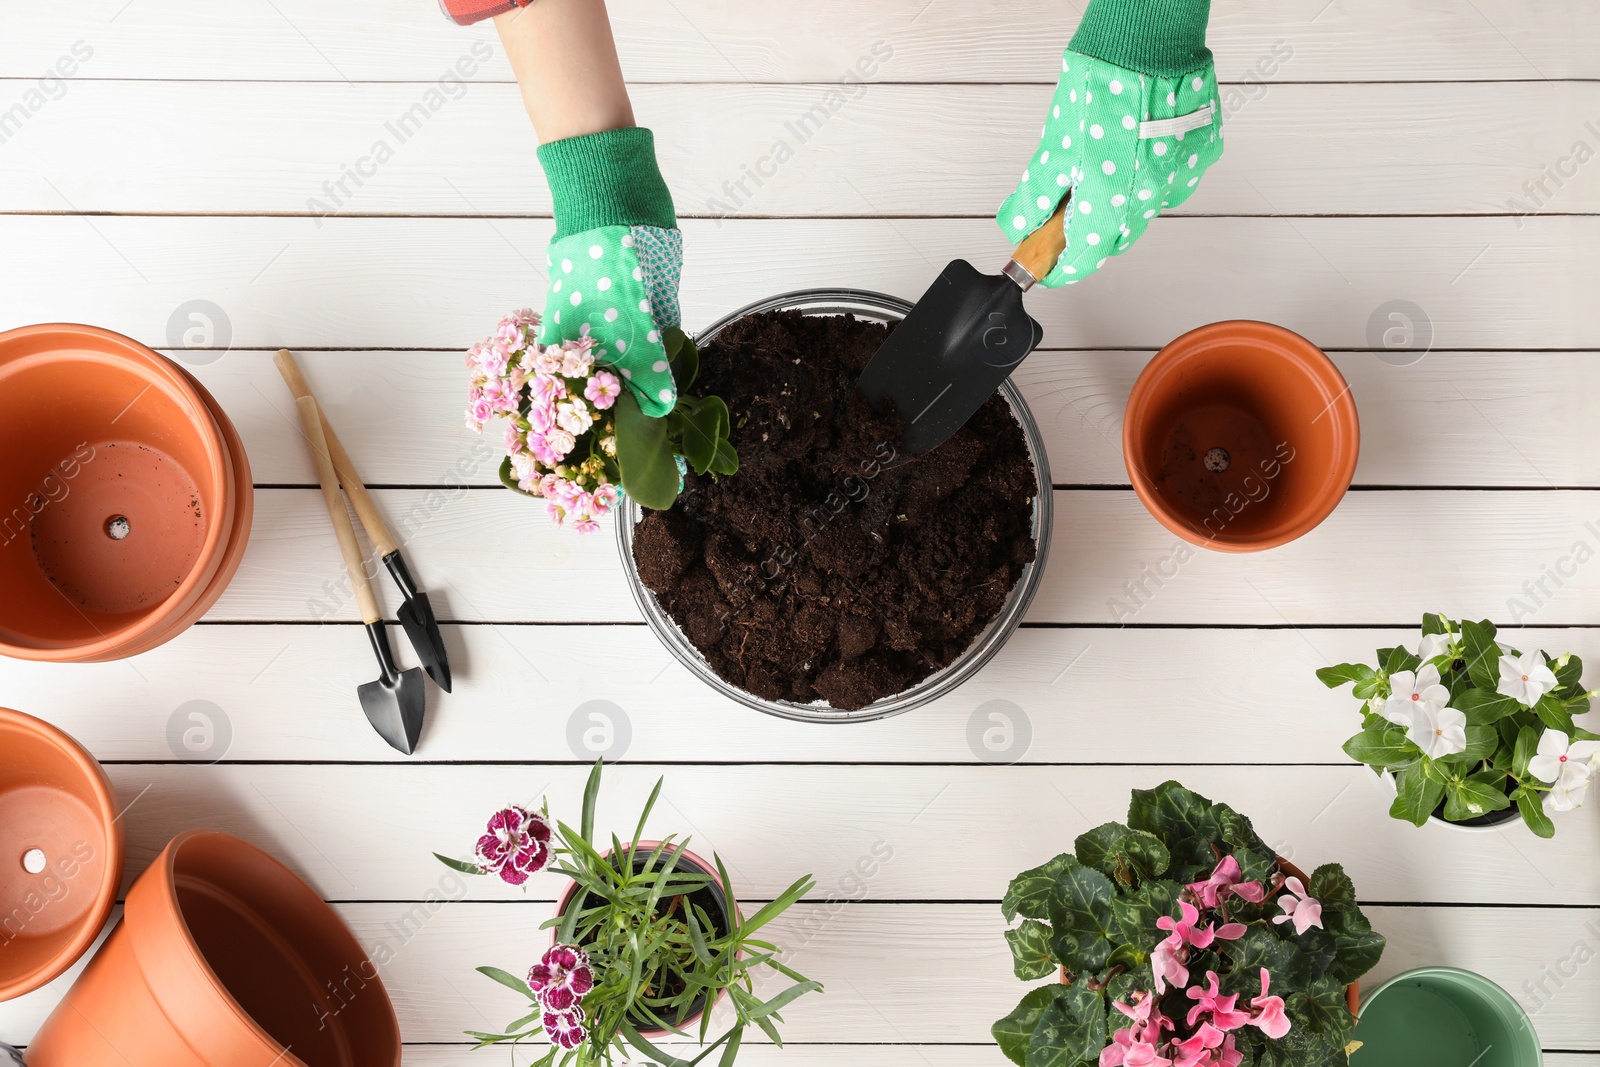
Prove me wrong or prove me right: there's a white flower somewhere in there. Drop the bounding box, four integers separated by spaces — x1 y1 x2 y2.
1497 649 1557 707
1542 759 1593 814
1417 631 1454 662
1528 729 1600 786
1405 701 1468 760
1382 664 1451 728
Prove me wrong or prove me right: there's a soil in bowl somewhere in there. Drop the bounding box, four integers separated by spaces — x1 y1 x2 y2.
631 309 1038 711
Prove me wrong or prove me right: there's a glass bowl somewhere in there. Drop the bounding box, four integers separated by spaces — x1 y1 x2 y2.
615 289 1054 723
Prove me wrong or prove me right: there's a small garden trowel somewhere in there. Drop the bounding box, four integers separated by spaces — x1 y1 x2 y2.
859 198 1068 456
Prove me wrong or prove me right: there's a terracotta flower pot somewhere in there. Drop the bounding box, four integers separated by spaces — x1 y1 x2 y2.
0 324 248 662
1123 321 1359 552
553 841 736 1037
26 830 400 1067
0 707 124 1003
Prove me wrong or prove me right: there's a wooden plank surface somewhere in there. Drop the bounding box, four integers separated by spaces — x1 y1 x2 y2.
5 81 1597 217
174 349 1600 489
0 215 1589 350
2 626 1591 765
5 0 1596 83
1 904 1591 1047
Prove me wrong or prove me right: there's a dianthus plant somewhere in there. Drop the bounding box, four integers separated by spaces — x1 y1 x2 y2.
993 782 1384 1067
466 311 737 531
435 761 819 1067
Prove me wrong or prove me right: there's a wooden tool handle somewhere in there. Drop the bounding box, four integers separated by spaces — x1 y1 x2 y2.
295 395 382 625
1010 197 1071 283
275 349 397 557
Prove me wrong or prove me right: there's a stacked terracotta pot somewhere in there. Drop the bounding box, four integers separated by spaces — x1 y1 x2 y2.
0 324 253 662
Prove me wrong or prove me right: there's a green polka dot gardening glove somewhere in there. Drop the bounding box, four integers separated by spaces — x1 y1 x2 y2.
997 0 1223 286
536 127 682 415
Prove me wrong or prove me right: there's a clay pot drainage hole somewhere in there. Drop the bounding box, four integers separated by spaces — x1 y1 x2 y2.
105 515 131 540
1202 447 1231 473
22 847 48 874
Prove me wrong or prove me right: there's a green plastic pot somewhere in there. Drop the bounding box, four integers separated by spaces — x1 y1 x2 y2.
1352 967 1542 1067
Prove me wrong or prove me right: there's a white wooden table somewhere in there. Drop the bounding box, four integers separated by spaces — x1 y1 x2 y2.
3 1 1598 1062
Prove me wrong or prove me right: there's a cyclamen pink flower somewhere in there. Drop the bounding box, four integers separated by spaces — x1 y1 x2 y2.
529 944 595 1012
474 806 551 886
1272 876 1323 935
585 371 622 409
1248 969 1291 1040
543 1007 587 1051
1187 856 1266 909
1171 1023 1225 1067
1185 972 1252 1032
1100 1035 1171 1067
1151 937 1188 996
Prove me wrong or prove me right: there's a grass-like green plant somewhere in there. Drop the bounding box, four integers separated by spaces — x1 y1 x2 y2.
436 761 819 1066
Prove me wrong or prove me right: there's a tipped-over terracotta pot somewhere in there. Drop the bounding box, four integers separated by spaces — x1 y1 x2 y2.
0 708 124 1002
26 830 400 1067
0 324 250 662
1123 321 1359 552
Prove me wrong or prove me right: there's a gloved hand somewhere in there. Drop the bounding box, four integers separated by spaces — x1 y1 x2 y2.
536 126 682 416
997 0 1222 286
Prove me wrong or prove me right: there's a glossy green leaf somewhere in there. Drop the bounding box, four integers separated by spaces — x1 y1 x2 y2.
1073 823 1170 884
1005 920 1058 980
1044 860 1116 974
615 390 680 510
1342 723 1415 769
993 986 1069 1067
1389 764 1444 827
1517 787 1556 838
1459 619 1501 690
1454 687 1524 727
1026 983 1107 1067
1002 853 1075 923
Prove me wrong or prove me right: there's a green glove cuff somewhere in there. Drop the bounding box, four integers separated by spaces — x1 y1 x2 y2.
1068 0 1212 77
537 127 677 241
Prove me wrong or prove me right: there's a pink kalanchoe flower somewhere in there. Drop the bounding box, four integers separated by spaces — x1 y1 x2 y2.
591 483 618 514
504 422 526 455
560 335 597 377
573 514 601 535
527 433 561 468
1187 856 1266 908
1272 876 1324 935
1186 972 1253 1032
528 397 556 433
509 307 538 328
556 399 594 436
585 371 622 409
1248 969 1291 1040
466 396 494 430
547 500 567 526
481 376 519 415
529 945 595 1012
542 1007 587 1051
474 806 551 886
495 317 527 353
530 345 564 376
531 372 566 404
479 341 512 378
545 428 577 459
537 473 561 498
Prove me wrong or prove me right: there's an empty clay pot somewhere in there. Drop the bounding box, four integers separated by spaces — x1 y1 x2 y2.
27 830 400 1067
1123 321 1360 552
0 707 124 1003
0 324 248 661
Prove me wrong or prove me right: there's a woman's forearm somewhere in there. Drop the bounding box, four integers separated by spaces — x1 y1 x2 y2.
495 0 634 142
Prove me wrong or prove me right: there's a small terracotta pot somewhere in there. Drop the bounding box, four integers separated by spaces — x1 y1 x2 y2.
1058 856 1359 1016
26 830 400 1067
0 707 124 1003
0 325 246 661
1123 321 1359 552
553 841 736 1037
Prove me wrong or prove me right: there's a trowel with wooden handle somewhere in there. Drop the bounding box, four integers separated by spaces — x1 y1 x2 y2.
858 198 1068 457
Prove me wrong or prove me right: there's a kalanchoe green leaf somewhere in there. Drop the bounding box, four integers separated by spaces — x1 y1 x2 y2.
663 326 699 389
614 390 681 510
1004 920 1058 980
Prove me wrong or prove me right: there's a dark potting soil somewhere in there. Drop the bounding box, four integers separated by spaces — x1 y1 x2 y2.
631 309 1038 711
